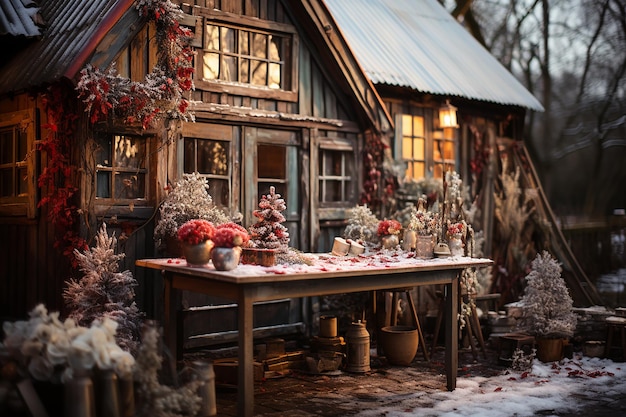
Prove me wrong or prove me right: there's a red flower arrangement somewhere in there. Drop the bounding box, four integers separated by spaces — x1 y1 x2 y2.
447 221 465 238
213 222 250 248
177 219 216 245
377 219 402 236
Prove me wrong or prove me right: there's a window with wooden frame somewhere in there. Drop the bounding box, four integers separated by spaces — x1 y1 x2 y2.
318 137 357 207
198 12 297 101
399 114 426 180
95 134 149 203
433 128 456 179
242 127 300 237
184 137 231 208
396 111 457 181
0 109 36 218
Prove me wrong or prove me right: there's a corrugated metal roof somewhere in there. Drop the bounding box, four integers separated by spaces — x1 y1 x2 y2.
0 0 134 94
324 0 544 111
0 0 41 37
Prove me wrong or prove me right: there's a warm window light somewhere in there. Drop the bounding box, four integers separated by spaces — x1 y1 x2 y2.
439 100 458 128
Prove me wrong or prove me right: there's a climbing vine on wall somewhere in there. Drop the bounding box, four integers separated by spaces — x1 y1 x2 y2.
360 131 396 217
38 83 88 266
40 0 195 265
76 0 195 129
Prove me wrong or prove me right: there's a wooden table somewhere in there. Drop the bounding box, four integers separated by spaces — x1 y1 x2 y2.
136 256 492 417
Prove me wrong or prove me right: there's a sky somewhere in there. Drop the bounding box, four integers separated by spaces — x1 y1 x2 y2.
358 355 626 417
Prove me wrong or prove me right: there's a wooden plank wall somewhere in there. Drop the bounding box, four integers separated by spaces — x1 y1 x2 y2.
0 215 71 321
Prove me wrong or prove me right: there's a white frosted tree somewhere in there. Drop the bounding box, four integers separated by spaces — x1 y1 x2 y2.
517 251 577 338
64 223 143 352
248 186 290 251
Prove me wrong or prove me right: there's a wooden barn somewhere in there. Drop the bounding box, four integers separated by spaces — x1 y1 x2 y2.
0 0 392 331
0 0 601 350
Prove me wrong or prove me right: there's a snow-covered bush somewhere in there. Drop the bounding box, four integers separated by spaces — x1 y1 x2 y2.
343 205 379 247
154 172 229 250
517 251 577 338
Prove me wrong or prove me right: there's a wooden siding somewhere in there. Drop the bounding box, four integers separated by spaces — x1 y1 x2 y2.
0 95 73 321
0 209 72 320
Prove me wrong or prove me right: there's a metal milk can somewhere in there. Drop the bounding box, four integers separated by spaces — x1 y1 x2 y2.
192 361 217 416
345 320 371 372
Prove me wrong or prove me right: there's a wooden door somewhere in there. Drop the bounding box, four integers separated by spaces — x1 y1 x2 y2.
179 124 306 350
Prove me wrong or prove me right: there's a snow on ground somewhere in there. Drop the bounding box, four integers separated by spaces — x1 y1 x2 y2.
358 355 626 417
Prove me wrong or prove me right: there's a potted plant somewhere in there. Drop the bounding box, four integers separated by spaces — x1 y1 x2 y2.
409 197 440 258
377 219 402 249
177 219 216 266
244 186 289 266
517 251 577 362
446 221 466 257
154 172 228 256
1 304 135 415
211 222 250 271
343 205 380 249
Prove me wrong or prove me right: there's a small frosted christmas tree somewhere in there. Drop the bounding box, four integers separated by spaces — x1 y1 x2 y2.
248 186 290 251
64 223 143 352
517 251 577 339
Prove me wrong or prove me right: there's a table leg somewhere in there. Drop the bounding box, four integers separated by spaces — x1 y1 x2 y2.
237 291 254 417
162 272 178 363
445 275 459 391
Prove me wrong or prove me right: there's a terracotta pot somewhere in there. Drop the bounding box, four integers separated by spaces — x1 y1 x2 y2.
182 240 214 266
380 325 419 366
536 337 565 362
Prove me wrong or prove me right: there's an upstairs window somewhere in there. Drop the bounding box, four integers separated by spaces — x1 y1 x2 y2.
203 23 291 90
197 13 297 101
95 134 148 202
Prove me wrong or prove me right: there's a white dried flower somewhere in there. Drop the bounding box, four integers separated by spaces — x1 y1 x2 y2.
2 304 136 383
46 334 70 366
20 340 44 357
111 349 135 379
28 355 54 381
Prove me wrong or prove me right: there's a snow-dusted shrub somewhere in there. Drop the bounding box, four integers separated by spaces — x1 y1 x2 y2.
517 251 577 338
